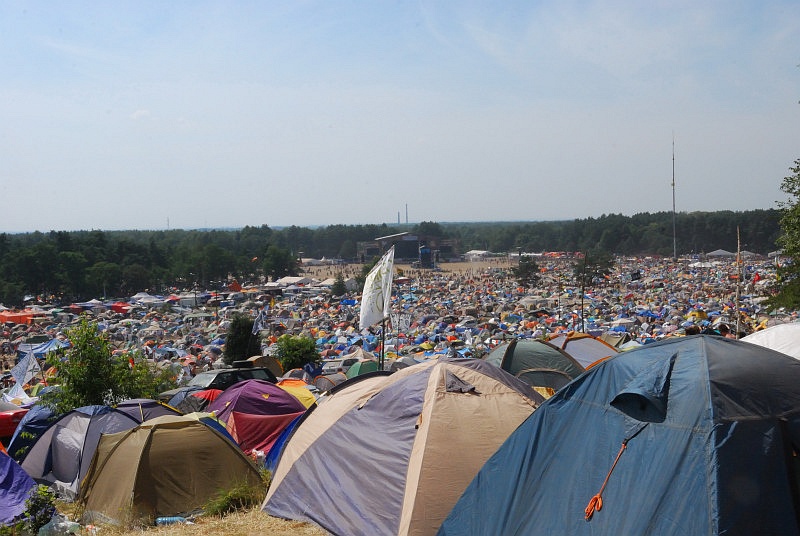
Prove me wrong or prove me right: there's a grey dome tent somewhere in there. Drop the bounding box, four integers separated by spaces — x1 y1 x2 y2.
21 405 139 499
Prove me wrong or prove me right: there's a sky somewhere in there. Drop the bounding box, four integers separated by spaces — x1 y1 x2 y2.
1 1 799 233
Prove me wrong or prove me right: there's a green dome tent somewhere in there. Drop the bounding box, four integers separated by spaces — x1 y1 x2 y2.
345 358 380 378
484 338 585 397
80 414 262 525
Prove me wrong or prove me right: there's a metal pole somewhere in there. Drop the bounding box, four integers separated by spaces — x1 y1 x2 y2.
735 227 741 338
672 135 677 261
580 252 587 333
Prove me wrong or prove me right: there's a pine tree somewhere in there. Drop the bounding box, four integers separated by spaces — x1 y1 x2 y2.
223 313 262 365
331 272 348 296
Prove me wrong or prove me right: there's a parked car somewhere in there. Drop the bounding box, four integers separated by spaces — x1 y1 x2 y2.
158 366 278 402
321 357 360 376
0 400 29 445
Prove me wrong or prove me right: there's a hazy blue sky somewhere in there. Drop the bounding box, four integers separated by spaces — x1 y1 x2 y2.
1 1 798 232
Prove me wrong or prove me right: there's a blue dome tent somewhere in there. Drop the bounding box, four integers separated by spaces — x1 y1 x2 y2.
441 336 800 536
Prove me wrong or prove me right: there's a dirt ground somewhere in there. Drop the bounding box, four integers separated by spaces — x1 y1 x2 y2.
68 507 329 536
302 259 515 282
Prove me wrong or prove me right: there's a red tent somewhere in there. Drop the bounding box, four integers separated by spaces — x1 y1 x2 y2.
111 302 131 314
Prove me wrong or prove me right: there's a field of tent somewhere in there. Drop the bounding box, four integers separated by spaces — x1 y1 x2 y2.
5 333 800 535
3 250 800 535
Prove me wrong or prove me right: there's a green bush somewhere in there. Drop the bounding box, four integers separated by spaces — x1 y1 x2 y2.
39 318 176 413
203 480 267 517
273 334 319 371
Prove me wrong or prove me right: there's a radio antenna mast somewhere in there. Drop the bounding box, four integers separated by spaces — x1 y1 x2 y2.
672 135 677 261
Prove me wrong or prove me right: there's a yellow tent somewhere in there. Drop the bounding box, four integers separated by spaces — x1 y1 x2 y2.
276 381 317 409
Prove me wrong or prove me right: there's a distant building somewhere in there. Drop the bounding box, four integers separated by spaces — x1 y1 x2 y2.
706 249 735 259
357 232 459 265
464 250 491 261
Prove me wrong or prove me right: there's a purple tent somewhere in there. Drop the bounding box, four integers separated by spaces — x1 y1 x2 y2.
207 380 306 423
206 380 306 455
1 450 36 525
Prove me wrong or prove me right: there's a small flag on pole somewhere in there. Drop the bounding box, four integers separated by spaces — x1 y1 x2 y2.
10 351 41 387
359 246 395 330
252 309 267 335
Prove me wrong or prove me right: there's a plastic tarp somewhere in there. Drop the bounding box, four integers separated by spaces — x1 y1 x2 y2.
0 450 36 524
15 338 70 361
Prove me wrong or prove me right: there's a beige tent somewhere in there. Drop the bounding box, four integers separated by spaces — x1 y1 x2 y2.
246 354 284 378
79 414 262 526
264 358 543 535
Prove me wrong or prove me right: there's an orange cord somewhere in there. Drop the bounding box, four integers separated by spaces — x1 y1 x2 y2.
585 440 628 521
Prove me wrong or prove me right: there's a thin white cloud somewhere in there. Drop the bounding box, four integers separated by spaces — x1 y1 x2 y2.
37 35 116 65
130 109 151 120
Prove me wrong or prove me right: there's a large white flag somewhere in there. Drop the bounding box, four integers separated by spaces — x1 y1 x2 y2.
359 246 395 330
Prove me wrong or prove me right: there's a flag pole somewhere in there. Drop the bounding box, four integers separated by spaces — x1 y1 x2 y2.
359 246 395 371
380 317 386 371
580 252 588 333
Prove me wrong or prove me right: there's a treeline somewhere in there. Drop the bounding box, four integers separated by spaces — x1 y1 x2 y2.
0 210 781 306
443 210 781 258
0 223 395 305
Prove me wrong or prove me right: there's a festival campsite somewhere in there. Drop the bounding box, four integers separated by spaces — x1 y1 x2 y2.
2 0 799 528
